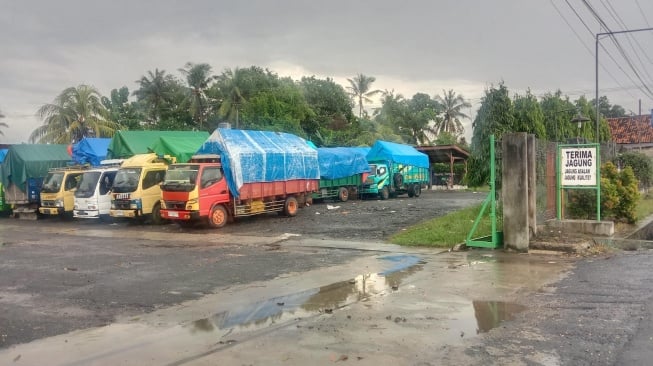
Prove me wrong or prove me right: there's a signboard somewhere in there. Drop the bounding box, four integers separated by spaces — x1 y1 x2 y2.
560 147 597 186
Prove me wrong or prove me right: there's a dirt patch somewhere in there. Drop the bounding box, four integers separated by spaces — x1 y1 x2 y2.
202 190 486 241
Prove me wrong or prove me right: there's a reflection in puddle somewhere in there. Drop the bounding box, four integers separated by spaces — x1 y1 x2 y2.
190 255 424 335
473 300 526 333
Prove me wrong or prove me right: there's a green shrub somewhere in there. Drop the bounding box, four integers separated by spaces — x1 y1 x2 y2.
567 162 640 223
617 151 653 189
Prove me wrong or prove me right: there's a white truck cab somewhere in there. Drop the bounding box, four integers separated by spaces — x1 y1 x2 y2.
73 161 122 219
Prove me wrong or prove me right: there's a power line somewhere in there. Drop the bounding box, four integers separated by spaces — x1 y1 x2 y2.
551 0 638 99
598 0 653 74
563 0 645 97
581 0 653 98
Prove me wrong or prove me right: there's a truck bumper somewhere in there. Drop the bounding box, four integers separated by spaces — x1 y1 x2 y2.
74 210 101 218
38 207 64 215
161 209 199 221
110 209 139 218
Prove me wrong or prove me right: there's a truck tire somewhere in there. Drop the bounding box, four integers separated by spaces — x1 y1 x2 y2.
393 173 404 188
208 204 228 228
338 187 349 202
283 196 299 217
407 184 415 198
414 183 422 197
151 203 164 225
380 186 390 200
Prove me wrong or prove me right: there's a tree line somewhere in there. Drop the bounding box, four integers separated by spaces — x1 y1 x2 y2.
17 63 631 186
24 63 473 147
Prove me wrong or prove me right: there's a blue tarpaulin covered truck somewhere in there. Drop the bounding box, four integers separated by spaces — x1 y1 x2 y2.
312 147 370 202
361 140 430 200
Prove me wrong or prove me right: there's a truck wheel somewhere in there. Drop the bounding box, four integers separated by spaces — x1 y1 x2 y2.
407 184 415 198
393 173 404 187
414 183 422 197
379 186 390 200
338 187 349 202
208 205 228 228
151 203 164 225
283 196 299 217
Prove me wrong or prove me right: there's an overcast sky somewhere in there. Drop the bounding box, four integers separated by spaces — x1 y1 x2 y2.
1 0 653 144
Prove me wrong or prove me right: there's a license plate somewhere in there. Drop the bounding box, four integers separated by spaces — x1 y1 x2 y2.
168 211 178 218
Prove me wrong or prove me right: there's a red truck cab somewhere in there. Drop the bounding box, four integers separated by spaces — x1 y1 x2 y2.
160 155 230 226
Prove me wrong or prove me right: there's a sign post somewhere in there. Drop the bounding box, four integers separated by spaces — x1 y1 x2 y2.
556 143 601 220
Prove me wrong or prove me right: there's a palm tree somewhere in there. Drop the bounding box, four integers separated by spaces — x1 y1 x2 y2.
0 109 8 136
434 89 471 135
215 67 248 127
133 68 176 124
346 73 381 119
30 85 118 144
179 62 215 129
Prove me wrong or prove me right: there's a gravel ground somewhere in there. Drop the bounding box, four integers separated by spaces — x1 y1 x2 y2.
0 190 484 349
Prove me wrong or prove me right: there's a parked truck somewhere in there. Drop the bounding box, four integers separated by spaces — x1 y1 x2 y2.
38 166 88 217
160 128 319 228
73 161 122 219
0 148 11 215
110 153 174 224
312 147 370 202
0 144 72 219
361 140 430 200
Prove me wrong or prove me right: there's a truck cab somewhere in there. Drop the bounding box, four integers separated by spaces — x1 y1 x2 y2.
110 154 174 224
362 161 429 199
39 167 86 217
160 155 230 226
74 163 120 219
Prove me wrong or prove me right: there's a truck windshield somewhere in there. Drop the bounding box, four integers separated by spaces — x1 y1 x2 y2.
112 168 141 193
42 172 64 193
75 172 101 198
162 165 199 192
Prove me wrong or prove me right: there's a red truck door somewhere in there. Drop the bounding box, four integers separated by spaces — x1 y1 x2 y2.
198 166 230 216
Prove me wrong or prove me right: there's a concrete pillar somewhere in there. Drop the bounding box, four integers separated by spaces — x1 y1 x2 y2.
502 133 529 252
527 134 537 238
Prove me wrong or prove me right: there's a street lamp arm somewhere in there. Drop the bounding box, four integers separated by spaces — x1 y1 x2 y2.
595 27 653 143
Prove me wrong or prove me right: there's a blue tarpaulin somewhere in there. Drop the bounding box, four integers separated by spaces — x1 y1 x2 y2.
316 147 370 180
0 149 7 163
196 128 320 198
366 140 430 168
72 138 111 166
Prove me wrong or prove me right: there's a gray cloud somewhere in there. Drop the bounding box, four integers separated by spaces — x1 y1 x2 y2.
1 0 652 143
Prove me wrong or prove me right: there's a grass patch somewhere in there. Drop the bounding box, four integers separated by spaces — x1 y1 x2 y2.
390 204 495 248
636 193 653 221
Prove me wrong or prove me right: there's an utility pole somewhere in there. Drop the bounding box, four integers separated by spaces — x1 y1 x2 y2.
595 27 653 142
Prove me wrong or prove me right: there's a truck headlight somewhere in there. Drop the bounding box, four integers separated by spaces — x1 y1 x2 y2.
160 200 167 209
111 201 116 209
88 205 97 210
186 199 197 210
55 199 64 208
74 204 79 210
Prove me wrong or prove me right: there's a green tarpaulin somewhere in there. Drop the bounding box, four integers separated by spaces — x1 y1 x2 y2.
148 132 209 163
107 131 209 159
0 144 71 191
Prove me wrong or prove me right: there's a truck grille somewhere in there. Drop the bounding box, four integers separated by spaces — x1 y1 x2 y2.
41 200 56 207
113 200 131 210
164 200 186 209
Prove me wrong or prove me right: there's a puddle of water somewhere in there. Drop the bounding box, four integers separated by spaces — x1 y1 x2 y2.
472 300 527 332
188 255 424 334
446 300 527 338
